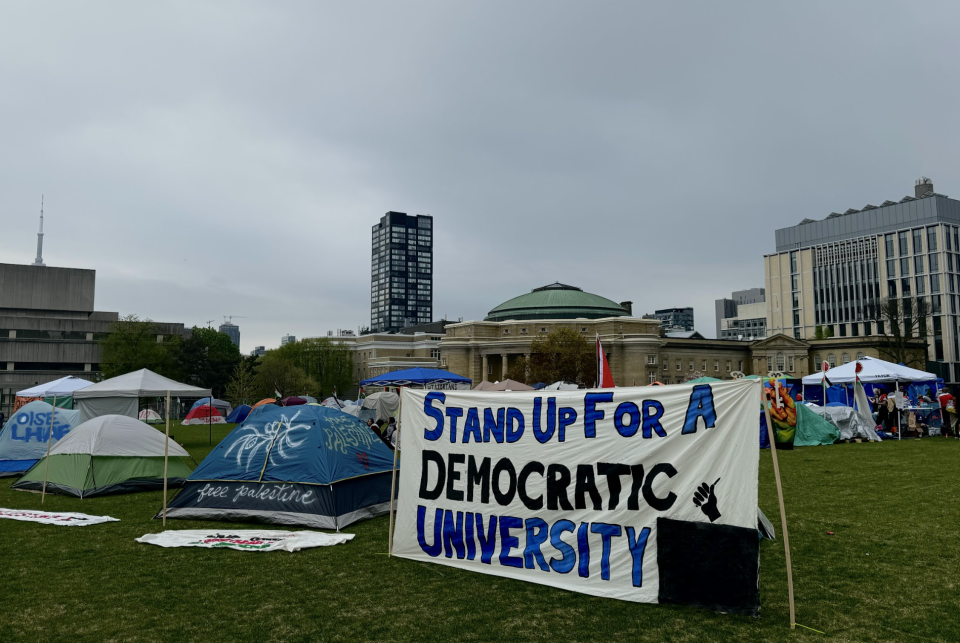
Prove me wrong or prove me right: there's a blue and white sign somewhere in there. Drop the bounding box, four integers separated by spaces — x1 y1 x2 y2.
0 401 81 472
394 380 763 614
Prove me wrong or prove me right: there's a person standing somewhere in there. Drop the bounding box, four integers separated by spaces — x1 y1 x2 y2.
383 417 398 449
940 389 957 437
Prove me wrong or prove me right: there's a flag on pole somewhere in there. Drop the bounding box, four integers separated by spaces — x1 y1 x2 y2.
274 389 281 399
358 387 365 400
596 335 614 388
820 361 832 387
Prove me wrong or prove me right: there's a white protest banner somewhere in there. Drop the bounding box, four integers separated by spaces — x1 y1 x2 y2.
394 379 762 614
136 530 354 552
0 508 119 526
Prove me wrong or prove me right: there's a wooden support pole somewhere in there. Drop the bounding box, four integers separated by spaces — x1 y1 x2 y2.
762 379 796 629
162 391 171 527
388 389 402 556
40 394 57 504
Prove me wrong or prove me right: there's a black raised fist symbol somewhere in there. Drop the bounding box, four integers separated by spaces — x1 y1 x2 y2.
693 478 721 522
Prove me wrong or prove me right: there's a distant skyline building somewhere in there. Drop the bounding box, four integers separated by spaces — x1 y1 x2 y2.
647 307 695 332
219 321 240 347
715 288 765 339
370 211 433 333
281 334 295 346
251 346 265 357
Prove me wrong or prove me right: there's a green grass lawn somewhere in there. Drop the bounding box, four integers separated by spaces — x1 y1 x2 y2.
1 427 958 643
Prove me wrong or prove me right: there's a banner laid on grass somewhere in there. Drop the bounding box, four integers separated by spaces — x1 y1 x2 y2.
394 380 762 614
0 508 119 526
136 530 354 552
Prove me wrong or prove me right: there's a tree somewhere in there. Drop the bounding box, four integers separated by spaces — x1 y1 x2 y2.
178 326 242 398
253 354 314 399
225 360 256 406
272 337 354 398
526 327 597 387
865 297 930 367
99 315 179 379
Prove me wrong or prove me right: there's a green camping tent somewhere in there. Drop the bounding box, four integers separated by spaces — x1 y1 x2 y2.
12 415 192 498
795 402 840 446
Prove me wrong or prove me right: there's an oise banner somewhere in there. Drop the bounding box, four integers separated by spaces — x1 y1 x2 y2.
394 379 763 615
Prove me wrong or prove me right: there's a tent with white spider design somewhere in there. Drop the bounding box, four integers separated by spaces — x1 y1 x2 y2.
160 405 396 529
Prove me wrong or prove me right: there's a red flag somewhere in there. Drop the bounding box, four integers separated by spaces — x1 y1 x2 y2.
596 335 614 388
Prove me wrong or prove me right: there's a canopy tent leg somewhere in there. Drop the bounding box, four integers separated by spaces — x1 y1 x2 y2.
40 394 57 504
388 391 401 556
162 391 170 527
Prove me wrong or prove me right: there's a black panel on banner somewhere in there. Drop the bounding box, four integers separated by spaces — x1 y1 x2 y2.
656 517 760 616
167 481 336 517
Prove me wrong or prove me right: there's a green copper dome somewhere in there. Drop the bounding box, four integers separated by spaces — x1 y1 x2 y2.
485 283 630 322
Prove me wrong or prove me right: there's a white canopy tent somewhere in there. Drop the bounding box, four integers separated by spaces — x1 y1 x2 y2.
801 357 935 385
74 369 211 422
17 376 93 398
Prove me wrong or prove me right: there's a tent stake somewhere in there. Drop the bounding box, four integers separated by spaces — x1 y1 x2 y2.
387 388 401 556
762 380 796 629
40 394 57 504
162 391 170 527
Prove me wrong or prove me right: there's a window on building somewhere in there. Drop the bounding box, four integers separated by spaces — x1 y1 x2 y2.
688 361 694 371
915 255 925 274
581 327 587 333
813 353 821 365
663 360 668 370
787 356 794 372
886 258 896 278
948 231 954 252
932 295 942 314
790 251 798 273
827 353 836 368
648 372 656 384
540 327 547 333
930 253 940 272
902 278 912 296
647 355 657 364
931 273 941 293
702 360 707 372
676 361 681 371
901 257 911 276
503 328 510 335
928 226 939 252
520 327 528 334
726 361 731 372
916 276 926 295
776 352 785 370
842 353 850 364
714 360 719 372
856 351 865 360
912 228 923 254
899 231 909 256
884 234 895 257
766 356 772 372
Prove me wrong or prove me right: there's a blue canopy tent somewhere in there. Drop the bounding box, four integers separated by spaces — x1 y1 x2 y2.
161 405 395 529
225 404 251 423
360 367 471 389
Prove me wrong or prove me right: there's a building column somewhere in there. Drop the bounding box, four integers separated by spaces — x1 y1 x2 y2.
482 355 489 382
502 354 509 379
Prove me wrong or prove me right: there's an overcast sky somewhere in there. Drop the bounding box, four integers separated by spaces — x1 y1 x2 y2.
3 2 960 352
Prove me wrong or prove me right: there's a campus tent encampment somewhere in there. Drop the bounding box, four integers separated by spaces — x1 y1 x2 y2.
281 396 307 406
11 415 192 498
794 403 840 446
138 409 163 424
190 397 233 417
73 369 211 422
805 403 880 441
360 367 471 388
226 405 251 423
161 405 395 529
0 402 82 477
182 405 225 425
801 356 936 385
474 379 534 391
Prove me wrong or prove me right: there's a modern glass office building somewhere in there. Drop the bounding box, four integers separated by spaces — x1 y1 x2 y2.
765 178 960 379
370 211 433 333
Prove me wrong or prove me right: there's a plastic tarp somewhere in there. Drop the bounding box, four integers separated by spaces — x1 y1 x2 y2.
362 392 399 420
0 402 82 476
17 376 92 397
226 405 251 423
360 367 471 387
801 357 935 385
805 403 880 441
162 405 396 529
47 415 189 457
794 403 840 446
75 369 210 423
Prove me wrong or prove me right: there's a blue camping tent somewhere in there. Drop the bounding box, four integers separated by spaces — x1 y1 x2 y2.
225 404 251 423
190 397 232 417
360 367 471 387
161 405 395 529
0 401 82 477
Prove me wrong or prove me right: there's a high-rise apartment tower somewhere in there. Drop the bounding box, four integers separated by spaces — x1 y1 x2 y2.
370 211 433 333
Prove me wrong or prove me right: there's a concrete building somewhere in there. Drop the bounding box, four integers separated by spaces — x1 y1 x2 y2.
766 177 960 380
334 321 452 383
281 334 296 346
719 301 768 341
251 346 266 357
645 307 694 333
370 211 433 333
0 262 186 416
219 321 240 348
715 288 765 337
437 284 918 386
